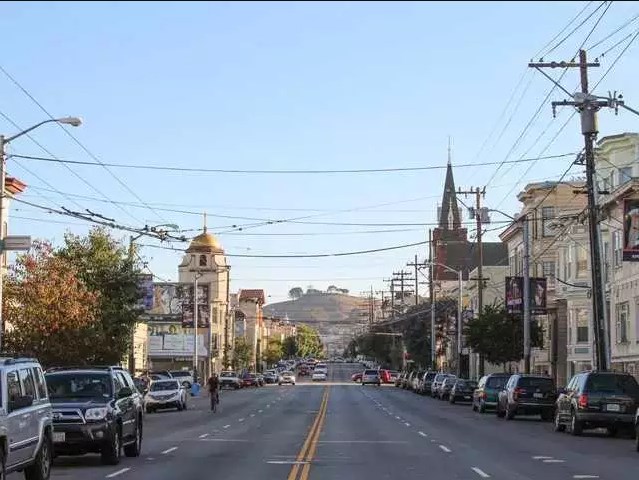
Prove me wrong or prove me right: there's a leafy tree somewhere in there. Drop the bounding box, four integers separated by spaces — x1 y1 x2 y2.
327 285 338 294
3 241 101 367
232 337 252 370
263 338 283 366
466 305 543 366
57 227 143 364
288 287 304 300
282 336 297 357
296 324 323 358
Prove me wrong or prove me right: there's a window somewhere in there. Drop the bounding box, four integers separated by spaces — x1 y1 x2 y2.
199 254 207 267
613 231 623 268
7 371 23 412
542 261 555 278
19 368 37 399
576 308 589 343
576 245 588 278
113 373 124 394
542 206 555 237
635 298 639 344
619 166 633 185
33 367 48 400
603 241 610 282
616 302 629 343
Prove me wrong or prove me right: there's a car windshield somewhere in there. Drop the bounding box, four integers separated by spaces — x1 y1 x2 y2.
586 374 639 395
46 372 112 399
220 372 236 378
487 377 509 389
364 370 378 375
170 371 190 378
151 381 179 391
518 377 554 389
457 380 477 389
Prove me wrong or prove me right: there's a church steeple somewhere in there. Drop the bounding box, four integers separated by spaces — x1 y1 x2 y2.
438 139 461 231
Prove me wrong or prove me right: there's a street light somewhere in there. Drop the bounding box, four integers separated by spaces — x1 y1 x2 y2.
427 262 463 376
0 117 82 350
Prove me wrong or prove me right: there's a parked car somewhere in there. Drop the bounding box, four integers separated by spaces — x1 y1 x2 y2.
496 374 556 421
299 365 310 377
419 371 437 395
437 376 458 400
219 371 242 389
473 373 512 413
431 373 455 397
169 370 194 388
45 365 143 465
395 372 407 388
1 356 53 480
635 406 639 452
554 371 639 436
145 379 187 413
264 371 279 384
362 369 381 386
352 372 363 382
241 373 260 387
256 374 265 387
405 371 417 391
388 371 400 383
412 371 426 392
449 379 478 404
379 369 391 384
279 371 296 385
312 370 327 382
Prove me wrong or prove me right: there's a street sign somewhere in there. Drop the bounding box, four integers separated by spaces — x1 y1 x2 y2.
1 235 32 251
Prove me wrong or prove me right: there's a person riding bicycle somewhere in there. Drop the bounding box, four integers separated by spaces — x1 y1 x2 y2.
207 373 220 411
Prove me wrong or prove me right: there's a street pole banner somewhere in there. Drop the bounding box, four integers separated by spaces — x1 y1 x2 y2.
623 199 639 261
505 276 523 314
181 284 210 328
136 274 154 310
506 276 547 315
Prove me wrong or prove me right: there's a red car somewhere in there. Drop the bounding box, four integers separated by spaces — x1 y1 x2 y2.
242 373 259 387
379 369 392 384
351 372 363 382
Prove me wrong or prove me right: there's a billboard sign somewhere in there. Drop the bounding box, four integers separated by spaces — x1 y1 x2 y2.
137 274 155 311
181 284 210 328
623 199 639 261
147 283 184 318
506 277 547 315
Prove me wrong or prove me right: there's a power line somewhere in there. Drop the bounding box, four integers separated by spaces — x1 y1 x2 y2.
0 64 168 224
534 1 596 58
543 1 608 56
10 152 577 175
586 10 639 51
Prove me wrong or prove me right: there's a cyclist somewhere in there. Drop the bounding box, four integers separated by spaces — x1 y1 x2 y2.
207 373 220 411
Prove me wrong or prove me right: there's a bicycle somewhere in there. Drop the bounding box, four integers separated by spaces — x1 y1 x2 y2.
210 390 220 413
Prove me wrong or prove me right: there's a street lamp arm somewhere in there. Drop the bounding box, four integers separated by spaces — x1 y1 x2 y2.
426 261 460 275
5 117 82 143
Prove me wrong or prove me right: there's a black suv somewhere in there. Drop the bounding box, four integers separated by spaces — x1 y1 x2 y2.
45 366 144 465
554 371 639 436
496 374 556 421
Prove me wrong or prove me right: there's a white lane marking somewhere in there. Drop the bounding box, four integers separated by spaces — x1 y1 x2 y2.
573 476 599 479
439 445 452 453
418 431 428 437
106 468 130 478
266 460 309 465
395 416 401 420
404 422 411 427
266 404 271 408
532 456 553 460
162 447 178 455
258 409 263 413
543 459 565 463
223 424 231 429
145 458 155 461
472 467 490 478
199 433 209 439
250 413 255 417
238 418 245 422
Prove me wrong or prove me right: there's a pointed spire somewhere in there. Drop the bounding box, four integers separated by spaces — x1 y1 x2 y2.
447 136 452 165
203 212 207 233
438 140 461 231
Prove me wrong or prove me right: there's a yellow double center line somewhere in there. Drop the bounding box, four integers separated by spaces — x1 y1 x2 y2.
287 387 330 480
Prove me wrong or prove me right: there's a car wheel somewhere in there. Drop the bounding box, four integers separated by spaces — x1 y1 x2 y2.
479 401 486 414
124 420 142 457
177 402 184 411
496 403 505 418
0 446 5 480
553 410 566 432
570 411 583 436
607 426 618 437
449 396 455 404
101 427 122 465
505 404 516 420
24 432 52 480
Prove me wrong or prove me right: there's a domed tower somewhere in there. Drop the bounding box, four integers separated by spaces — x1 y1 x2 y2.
178 215 230 377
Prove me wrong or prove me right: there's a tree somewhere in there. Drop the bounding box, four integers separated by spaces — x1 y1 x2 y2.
288 287 304 300
263 339 283 366
3 241 101 367
282 336 297 357
296 324 323 358
466 305 543 366
232 337 252 370
57 227 143 364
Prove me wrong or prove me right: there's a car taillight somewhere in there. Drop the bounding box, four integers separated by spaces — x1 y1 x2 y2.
578 394 588 409
480 392 486 399
513 387 526 400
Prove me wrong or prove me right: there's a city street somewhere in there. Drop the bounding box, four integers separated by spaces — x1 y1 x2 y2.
11 364 635 480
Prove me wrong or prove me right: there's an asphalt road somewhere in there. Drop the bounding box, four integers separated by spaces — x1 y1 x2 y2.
13 364 638 480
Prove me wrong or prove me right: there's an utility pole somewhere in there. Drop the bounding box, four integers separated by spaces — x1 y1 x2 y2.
459 186 486 375
522 216 531 374
529 49 620 371
429 229 436 370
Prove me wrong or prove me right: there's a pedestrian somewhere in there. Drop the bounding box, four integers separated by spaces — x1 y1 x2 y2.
207 372 220 411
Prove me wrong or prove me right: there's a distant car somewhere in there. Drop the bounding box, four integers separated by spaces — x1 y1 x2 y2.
361 369 381 386
351 372 363 382
169 370 194 388
279 371 296 385
437 376 458 400
473 373 511 413
379 369 391 383
412 371 426 393
299 365 310 377
256 374 265 387
388 371 400 383
419 371 437 395
497 374 556 421
431 373 455 397
145 379 188 413
312 370 327 382
554 371 639 436
242 373 260 387
219 371 242 390
263 371 279 384
395 372 407 388
449 379 478 404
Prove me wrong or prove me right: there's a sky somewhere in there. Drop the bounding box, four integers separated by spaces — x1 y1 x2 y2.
2 1 639 303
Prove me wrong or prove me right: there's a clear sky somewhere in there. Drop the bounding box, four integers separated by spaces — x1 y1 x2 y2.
2 1 638 303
